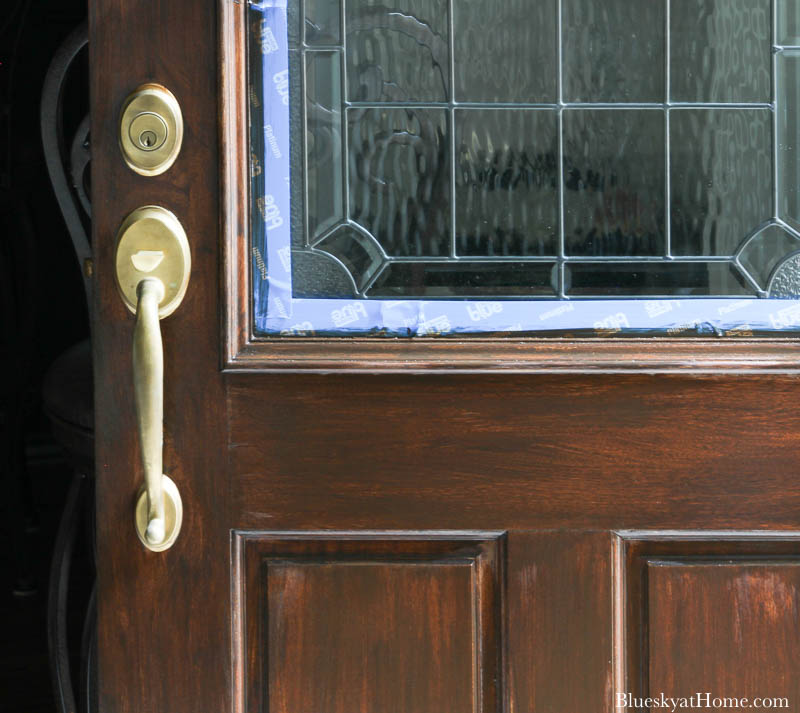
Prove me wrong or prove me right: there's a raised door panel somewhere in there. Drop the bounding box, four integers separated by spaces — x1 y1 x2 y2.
648 562 800 702
622 536 800 708
233 534 504 713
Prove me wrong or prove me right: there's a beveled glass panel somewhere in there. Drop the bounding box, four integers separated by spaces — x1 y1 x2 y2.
304 0 341 45
566 262 750 296
739 225 800 290
778 0 800 45
778 51 800 230
562 110 665 256
670 109 772 256
369 262 557 297
670 0 771 103
306 51 344 240
453 0 557 103
562 0 664 102
455 109 559 257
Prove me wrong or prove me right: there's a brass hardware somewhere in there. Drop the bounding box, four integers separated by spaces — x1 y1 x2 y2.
119 84 183 176
115 206 190 318
115 206 190 552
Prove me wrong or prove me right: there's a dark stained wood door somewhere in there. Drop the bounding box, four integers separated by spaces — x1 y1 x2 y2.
89 0 800 711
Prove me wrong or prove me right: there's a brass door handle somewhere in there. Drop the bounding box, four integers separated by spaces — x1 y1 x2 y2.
132 278 179 547
115 206 190 552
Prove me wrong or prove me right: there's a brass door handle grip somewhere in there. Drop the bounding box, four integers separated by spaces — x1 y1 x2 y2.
133 278 168 545
115 206 190 552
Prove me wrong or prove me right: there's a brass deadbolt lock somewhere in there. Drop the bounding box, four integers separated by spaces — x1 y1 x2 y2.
119 84 183 176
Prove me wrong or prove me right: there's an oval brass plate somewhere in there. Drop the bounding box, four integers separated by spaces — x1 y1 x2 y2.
115 206 191 318
119 84 183 176
134 474 183 552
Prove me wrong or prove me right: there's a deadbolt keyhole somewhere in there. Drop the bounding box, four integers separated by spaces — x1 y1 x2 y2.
127 112 169 154
139 130 158 149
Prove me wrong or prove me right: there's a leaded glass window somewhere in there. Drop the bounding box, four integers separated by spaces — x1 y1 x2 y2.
249 0 800 335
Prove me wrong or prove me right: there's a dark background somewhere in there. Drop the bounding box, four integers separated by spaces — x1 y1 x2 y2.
1 0 92 710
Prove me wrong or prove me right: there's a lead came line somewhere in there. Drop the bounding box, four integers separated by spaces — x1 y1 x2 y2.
341 0 350 221
449 0 457 259
344 101 773 109
773 0 780 220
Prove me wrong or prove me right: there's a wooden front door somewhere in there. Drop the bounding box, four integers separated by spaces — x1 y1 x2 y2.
90 0 800 711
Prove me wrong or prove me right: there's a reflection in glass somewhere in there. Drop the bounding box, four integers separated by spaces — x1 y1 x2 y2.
348 108 451 257
562 0 664 102
567 262 750 296
670 0 771 103
670 109 772 256
453 0 557 103
455 109 559 257
346 0 449 102
314 225 385 293
369 262 557 297
563 110 665 256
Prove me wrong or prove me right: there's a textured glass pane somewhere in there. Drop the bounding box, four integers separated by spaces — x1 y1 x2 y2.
306 52 344 240
769 252 800 296
369 262 557 297
738 224 800 290
563 110 665 256
453 0 557 103
348 108 451 256
778 0 800 45
304 0 340 44
562 0 664 102
455 109 558 257
778 52 800 230
671 109 772 256
292 249 358 298
566 262 751 296
670 0 771 103
346 0 449 102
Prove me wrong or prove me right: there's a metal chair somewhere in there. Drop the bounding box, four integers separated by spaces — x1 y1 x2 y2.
40 21 96 713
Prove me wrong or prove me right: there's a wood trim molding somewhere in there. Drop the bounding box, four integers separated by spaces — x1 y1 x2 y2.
220 0 250 370
225 337 800 373
218 2 800 374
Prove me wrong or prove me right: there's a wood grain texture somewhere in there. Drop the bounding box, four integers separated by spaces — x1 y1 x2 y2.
229 374 800 531
622 536 800 702
89 0 228 711
507 532 614 713
648 562 800 702
234 534 504 713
